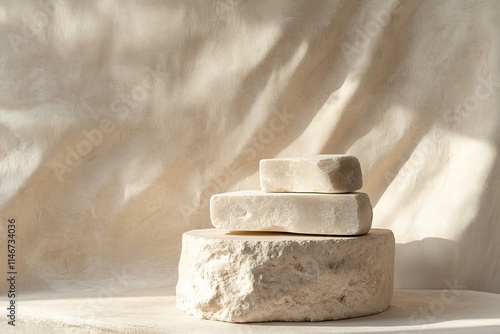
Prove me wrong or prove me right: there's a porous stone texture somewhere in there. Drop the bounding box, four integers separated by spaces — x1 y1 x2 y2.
176 228 395 322
210 190 372 235
260 154 363 193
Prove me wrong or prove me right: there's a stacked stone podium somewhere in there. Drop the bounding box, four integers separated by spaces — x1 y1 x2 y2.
176 155 395 323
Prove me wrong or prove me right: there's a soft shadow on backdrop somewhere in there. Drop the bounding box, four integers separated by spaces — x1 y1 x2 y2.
0 0 499 296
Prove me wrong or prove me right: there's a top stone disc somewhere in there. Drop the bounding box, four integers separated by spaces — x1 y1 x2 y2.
260 154 363 193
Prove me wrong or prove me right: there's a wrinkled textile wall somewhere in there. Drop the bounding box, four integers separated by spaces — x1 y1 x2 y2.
0 0 499 295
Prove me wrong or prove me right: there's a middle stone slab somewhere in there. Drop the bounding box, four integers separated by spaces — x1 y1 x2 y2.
210 190 372 235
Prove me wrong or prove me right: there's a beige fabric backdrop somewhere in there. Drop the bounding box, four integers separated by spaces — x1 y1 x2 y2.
0 0 499 297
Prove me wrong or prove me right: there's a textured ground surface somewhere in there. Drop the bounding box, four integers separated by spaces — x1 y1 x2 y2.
1 289 499 333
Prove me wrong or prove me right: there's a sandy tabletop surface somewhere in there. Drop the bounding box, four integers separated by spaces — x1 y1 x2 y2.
1 289 499 333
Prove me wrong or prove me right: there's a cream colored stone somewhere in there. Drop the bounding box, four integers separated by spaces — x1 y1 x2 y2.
176 228 395 323
260 155 363 193
210 190 372 235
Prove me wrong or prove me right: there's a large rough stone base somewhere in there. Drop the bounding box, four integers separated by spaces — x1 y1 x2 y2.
176 228 395 323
